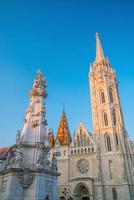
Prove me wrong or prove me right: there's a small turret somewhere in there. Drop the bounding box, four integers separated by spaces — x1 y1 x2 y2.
49 131 55 147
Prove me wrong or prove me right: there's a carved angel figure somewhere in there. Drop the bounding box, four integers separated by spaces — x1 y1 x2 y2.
16 130 21 145
0 160 5 171
51 156 57 172
9 147 23 168
36 149 50 169
44 129 51 147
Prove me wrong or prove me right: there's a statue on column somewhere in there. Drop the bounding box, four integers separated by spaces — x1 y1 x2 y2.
36 149 50 170
16 130 21 145
51 155 57 172
44 128 51 148
0 160 5 171
7 147 23 169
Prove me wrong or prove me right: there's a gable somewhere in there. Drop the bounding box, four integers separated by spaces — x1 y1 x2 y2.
70 122 95 148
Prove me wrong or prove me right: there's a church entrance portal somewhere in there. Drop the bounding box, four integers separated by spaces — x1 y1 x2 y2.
74 183 90 200
82 198 89 200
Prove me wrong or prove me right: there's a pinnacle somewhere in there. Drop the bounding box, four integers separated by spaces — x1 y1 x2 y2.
95 32 105 61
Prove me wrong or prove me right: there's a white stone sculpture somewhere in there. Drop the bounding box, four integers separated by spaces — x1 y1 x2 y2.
16 130 21 145
8 147 23 169
51 156 57 172
44 129 51 147
36 149 50 170
0 160 5 171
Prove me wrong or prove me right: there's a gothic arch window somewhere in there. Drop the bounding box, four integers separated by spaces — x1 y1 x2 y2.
80 137 84 146
84 135 86 146
64 151 66 156
88 148 90 153
100 90 105 103
74 150 76 155
71 150 73 155
115 132 119 148
112 188 118 200
105 134 112 152
78 149 80 154
109 88 114 103
103 112 108 126
92 147 94 152
109 160 112 179
74 139 76 148
77 136 80 147
85 148 87 153
113 110 117 126
81 149 83 154
87 138 90 146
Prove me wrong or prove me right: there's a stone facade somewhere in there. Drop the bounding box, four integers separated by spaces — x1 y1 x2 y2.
49 33 134 200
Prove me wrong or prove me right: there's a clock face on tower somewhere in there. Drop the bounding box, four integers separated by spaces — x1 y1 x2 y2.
77 159 89 174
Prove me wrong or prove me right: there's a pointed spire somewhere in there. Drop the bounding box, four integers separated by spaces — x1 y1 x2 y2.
95 32 105 61
56 111 72 146
49 131 55 148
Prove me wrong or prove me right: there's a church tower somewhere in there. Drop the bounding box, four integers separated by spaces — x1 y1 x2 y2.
50 111 72 198
89 33 134 200
90 32 125 149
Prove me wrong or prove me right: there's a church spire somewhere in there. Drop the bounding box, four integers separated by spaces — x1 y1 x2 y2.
56 111 72 146
95 32 105 61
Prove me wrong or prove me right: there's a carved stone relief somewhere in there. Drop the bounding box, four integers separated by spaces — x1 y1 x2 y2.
77 159 89 174
18 169 34 188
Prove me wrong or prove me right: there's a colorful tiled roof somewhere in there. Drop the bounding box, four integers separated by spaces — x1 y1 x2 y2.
0 147 15 159
49 132 55 147
0 147 10 159
56 111 71 145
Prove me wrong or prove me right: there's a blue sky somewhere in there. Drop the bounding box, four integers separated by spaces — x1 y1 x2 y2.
0 0 134 146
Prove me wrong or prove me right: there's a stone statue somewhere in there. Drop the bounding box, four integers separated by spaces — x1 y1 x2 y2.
16 130 21 145
5 150 12 168
19 168 35 188
44 129 51 147
36 149 50 169
0 160 5 171
51 156 57 172
8 147 23 169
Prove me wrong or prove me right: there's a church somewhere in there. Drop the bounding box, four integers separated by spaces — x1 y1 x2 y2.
0 33 134 200
48 33 134 200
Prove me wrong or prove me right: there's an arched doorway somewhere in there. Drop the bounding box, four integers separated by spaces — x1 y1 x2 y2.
74 183 90 200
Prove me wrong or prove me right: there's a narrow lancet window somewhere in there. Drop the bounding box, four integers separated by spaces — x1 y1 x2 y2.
112 188 118 200
109 160 112 179
104 112 108 126
113 110 117 126
109 88 114 103
115 132 119 148
105 134 112 152
100 91 105 103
